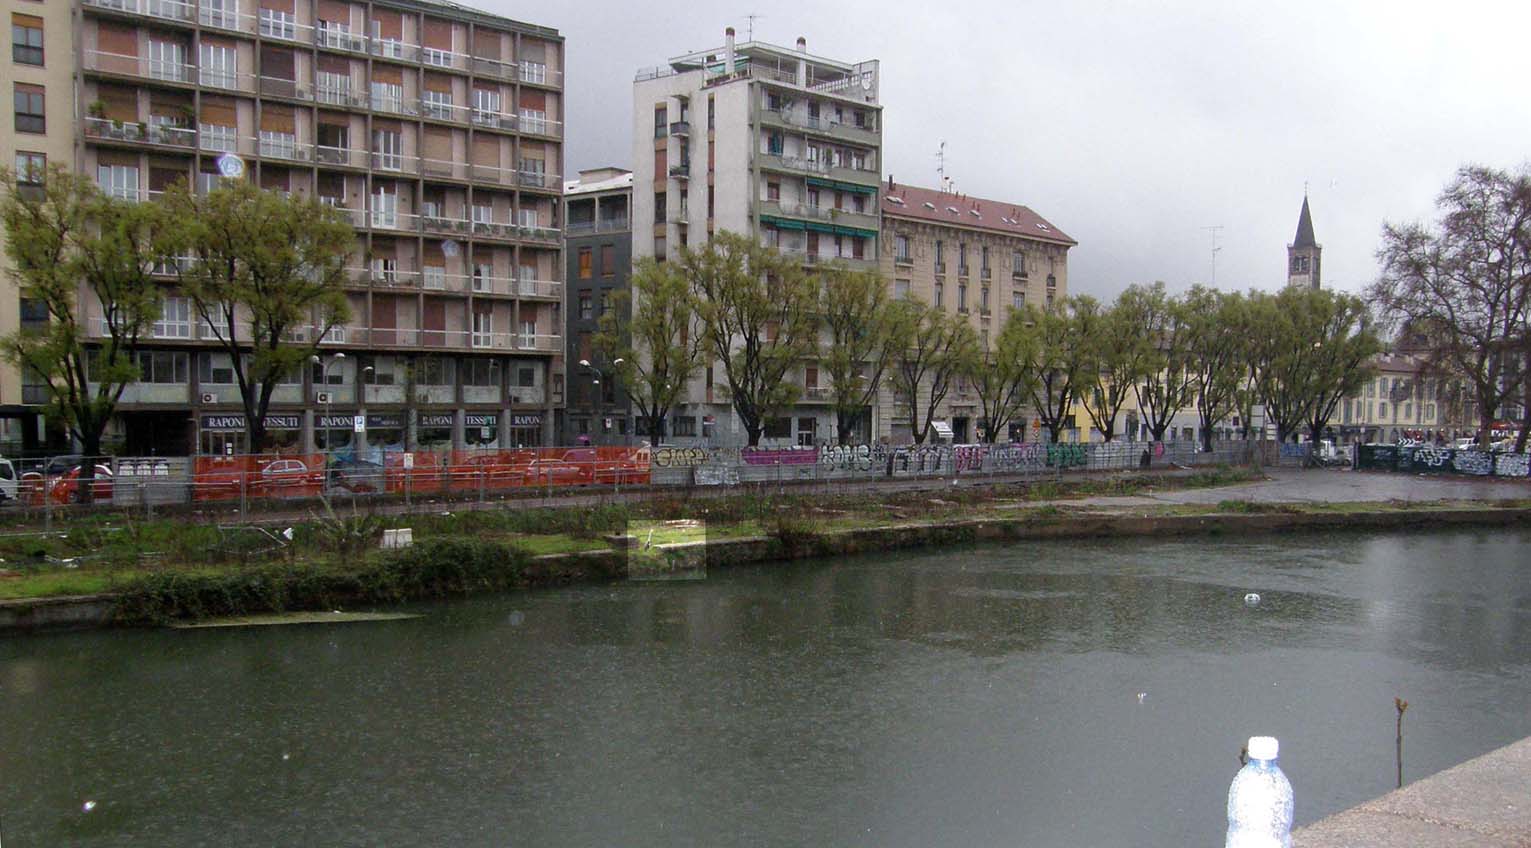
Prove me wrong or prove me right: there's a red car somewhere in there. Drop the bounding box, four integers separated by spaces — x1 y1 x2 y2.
41 463 115 504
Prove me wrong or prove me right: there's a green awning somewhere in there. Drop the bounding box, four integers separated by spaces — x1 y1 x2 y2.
806 176 878 196
833 224 879 239
760 214 805 231
805 221 837 235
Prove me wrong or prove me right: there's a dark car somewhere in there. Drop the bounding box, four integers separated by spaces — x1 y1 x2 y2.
328 457 386 493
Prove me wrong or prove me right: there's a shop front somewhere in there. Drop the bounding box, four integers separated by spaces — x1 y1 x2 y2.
198 413 302 455
464 413 499 449
508 413 542 447
417 413 454 450
315 413 358 455
365 413 405 452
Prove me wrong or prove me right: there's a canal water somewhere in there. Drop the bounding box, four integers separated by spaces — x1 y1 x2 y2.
3 528 1530 847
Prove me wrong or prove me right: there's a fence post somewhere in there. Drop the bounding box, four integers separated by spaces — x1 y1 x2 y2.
478 467 486 503
141 480 151 521
239 469 248 514
404 464 412 508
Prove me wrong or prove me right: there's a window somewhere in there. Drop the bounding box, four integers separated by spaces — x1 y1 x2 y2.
519 319 536 346
958 243 968 274
600 244 615 276
462 357 502 387
199 43 236 88
981 287 990 312
259 8 296 39
12 14 44 66
653 104 667 138
767 131 783 155
372 128 401 170
1012 290 1025 310
934 240 945 270
316 71 351 105
707 94 715 130
894 279 910 299
518 107 547 135
934 281 944 308
370 80 403 113
598 290 609 315
260 130 297 159
154 297 192 339
15 152 45 185
895 235 911 263
1012 250 1027 275
14 83 44 134
199 353 236 385
472 87 501 123
371 185 398 228
578 292 592 320
578 247 592 279
672 416 697 437
981 246 991 273
471 311 494 347
654 191 666 219
200 123 236 153
135 351 189 384
472 202 493 226
422 89 453 120
97 163 140 201
958 283 968 312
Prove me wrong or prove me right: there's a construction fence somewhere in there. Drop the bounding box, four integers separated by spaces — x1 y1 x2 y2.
1354 444 1531 478
0 439 1258 520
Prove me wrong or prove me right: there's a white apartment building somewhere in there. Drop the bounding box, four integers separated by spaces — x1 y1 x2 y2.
632 29 881 446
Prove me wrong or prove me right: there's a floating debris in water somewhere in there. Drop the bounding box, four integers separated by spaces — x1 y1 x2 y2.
82 800 97 812
1244 593 1261 606
282 753 290 761
1137 692 1147 704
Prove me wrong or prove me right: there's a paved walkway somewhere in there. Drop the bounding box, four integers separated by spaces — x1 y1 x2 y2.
1067 467 1531 509
1294 735 1531 847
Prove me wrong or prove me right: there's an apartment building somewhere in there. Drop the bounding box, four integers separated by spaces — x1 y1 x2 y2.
878 181 1075 443
1334 353 1471 445
68 0 563 455
633 29 882 446
4 0 75 453
562 166 631 444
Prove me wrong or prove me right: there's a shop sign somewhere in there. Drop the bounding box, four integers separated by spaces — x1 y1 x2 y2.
464 413 498 428
418 413 454 428
366 413 404 429
200 414 301 431
509 414 541 427
318 413 358 430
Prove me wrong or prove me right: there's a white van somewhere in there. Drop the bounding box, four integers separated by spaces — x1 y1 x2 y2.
0 457 16 503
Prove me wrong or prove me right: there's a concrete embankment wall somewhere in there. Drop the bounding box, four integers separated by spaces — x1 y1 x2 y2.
3 506 1529 634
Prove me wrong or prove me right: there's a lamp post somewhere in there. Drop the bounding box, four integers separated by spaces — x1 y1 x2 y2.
578 357 624 444
311 351 345 454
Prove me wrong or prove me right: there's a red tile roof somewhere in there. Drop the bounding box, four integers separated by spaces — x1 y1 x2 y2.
881 182 1076 246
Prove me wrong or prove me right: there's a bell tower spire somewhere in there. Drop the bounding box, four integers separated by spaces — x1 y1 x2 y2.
1287 192 1321 289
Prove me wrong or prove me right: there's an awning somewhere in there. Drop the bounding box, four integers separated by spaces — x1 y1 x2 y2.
931 421 955 438
760 214 806 231
805 221 837 235
807 176 878 195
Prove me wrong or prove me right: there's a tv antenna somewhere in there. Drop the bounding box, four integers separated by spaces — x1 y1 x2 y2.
743 13 764 41
1202 225 1224 285
936 140 949 192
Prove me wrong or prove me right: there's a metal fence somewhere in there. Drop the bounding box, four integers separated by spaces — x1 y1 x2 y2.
0 440 1257 522
1355 444 1531 478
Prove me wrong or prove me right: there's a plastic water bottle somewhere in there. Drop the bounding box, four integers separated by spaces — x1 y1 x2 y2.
1226 735 1293 848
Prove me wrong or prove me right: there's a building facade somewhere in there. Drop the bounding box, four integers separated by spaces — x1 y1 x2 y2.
64 0 564 456
632 29 882 447
4 0 76 453
1335 353 1472 445
562 166 631 444
877 181 1075 443
1287 194 1320 289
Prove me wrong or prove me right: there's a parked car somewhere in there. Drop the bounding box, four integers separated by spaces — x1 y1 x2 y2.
0 457 16 503
44 463 115 504
328 457 386 493
520 458 589 486
257 458 323 496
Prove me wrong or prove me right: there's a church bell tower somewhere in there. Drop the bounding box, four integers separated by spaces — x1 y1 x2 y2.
1287 194 1321 289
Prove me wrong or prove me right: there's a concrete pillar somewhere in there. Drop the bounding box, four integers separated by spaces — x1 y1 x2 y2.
452 408 465 450
302 409 316 453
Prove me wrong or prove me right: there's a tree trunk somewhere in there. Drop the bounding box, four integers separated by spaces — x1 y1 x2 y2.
1150 421 1171 442
836 417 852 446
76 431 102 505
746 425 763 447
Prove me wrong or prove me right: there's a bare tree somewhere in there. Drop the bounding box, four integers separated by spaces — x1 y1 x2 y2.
888 300 977 444
1371 165 1531 448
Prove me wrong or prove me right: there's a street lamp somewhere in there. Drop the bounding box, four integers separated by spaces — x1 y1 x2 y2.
577 358 625 443
311 351 345 453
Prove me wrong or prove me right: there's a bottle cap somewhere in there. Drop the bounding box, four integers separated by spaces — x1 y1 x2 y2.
1247 736 1279 761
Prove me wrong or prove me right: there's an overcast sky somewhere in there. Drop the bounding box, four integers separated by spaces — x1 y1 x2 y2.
490 0 1531 300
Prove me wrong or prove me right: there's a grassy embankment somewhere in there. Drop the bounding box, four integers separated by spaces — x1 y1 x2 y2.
1 466 1521 622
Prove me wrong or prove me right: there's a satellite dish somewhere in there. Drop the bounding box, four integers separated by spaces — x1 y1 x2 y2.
215 153 245 179
442 239 460 257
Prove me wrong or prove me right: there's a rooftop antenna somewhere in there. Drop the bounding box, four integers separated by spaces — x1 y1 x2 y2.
936 140 947 192
744 13 764 41
1202 225 1224 285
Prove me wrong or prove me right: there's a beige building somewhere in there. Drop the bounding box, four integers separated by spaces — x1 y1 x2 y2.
1335 353 1472 444
3 0 76 452
877 181 1075 443
632 29 882 446
26 0 567 456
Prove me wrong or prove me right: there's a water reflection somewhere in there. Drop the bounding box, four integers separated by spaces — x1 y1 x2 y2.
1 529 1529 847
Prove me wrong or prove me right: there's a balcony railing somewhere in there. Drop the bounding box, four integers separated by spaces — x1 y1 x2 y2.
669 120 690 136
85 50 193 84
566 217 629 235
83 0 194 24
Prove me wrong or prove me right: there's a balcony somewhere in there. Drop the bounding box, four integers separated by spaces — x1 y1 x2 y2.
669 120 691 137
981 267 992 280
315 24 367 54
758 200 879 233
760 106 879 146
84 50 194 86
566 217 629 235
934 262 946 276
83 0 194 25
669 163 690 180
803 387 830 402
957 264 971 278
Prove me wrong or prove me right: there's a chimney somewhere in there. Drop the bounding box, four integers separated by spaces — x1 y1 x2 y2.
796 36 807 86
887 174 894 191
724 27 735 74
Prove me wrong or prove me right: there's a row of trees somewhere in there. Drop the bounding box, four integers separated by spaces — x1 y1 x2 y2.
598 232 1384 448
1 165 352 496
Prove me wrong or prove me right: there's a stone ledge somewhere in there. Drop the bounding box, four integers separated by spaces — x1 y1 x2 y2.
1295 736 1531 847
